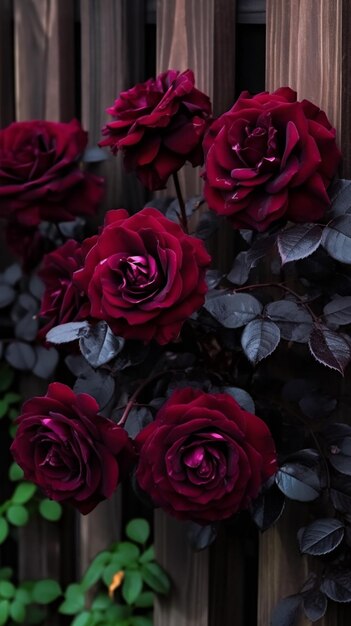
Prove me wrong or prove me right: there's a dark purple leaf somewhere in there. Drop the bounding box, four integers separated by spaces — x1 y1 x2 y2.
328 437 351 476
251 484 285 531
33 346 59 379
265 300 313 343
298 518 344 555
321 567 351 602
299 393 337 419
79 321 125 368
74 370 115 410
278 224 322 264
330 476 351 513
124 407 153 439
322 215 351 264
324 297 351 326
222 387 255 413
3 263 22 286
270 595 302 626
5 342 36 371
15 312 38 342
187 523 217 551
205 270 223 290
303 589 328 622
195 211 218 239
241 319 280 365
276 462 321 502
328 178 351 218
46 321 90 344
0 285 15 308
308 326 351 374
204 293 262 328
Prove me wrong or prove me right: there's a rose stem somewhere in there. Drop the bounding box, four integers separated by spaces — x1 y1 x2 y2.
173 171 189 234
234 281 319 323
117 370 174 427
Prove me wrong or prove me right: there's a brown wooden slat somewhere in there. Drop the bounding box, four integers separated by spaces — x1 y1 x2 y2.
14 0 75 121
80 0 146 212
154 513 209 626
155 2 237 625
0 0 15 127
261 2 351 624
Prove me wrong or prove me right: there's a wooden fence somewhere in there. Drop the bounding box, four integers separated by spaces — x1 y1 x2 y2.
1 1 351 624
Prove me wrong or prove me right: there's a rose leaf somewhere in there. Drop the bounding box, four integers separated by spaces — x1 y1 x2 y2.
298 518 344 556
270 594 302 626
204 293 262 329
241 319 280 365
308 325 351 374
302 589 328 622
322 215 351 264
277 224 322 264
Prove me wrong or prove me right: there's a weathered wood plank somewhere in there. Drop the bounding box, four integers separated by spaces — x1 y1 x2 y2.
14 0 75 121
0 0 15 127
80 0 146 211
260 2 351 624
155 2 237 625
154 513 209 626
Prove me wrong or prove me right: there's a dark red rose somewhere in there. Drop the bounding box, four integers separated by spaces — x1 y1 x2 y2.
74 208 211 344
11 382 135 514
203 87 341 231
99 69 212 190
135 388 277 524
38 239 91 340
0 119 104 226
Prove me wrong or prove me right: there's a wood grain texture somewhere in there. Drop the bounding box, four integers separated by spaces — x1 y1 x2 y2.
266 0 342 153
154 512 209 626
0 0 15 126
80 0 146 211
14 0 75 120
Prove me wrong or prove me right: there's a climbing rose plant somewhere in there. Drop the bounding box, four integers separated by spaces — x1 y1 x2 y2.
2 70 351 625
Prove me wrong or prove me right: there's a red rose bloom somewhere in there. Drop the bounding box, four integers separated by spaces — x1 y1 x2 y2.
38 239 91 340
100 69 212 190
11 383 135 514
0 119 104 226
203 87 341 231
74 208 211 344
135 388 277 524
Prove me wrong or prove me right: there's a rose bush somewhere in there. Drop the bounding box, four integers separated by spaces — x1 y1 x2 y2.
39 239 91 339
202 87 341 230
73 208 211 344
135 388 277 524
11 383 135 514
100 69 212 190
0 119 104 226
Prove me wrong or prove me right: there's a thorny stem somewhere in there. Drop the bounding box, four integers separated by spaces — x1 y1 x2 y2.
173 172 189 234
234 281 319 323
117 369 174 427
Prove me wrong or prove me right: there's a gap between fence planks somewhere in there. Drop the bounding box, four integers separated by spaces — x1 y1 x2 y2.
261 2 351 625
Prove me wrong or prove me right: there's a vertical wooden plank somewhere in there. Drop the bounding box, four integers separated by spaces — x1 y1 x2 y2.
78 0 146 575
80 0 146 211
155 2 237 625
260 2 351 624
0 0 15 127
14 0 75 121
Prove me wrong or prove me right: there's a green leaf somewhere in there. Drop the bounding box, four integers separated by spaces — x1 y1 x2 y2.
59 584 85 615
10 600 26 623
0 599 9 626
125 519 150 544
0 518 9 544
105 604 132 620
3 392 21 405
0 366 14 393
122 570 143 605
141 563 170 594
0 569 12 581
0 401 8 419
135 591 154 608
81 556 107 591
7 505 29 527
12 483 36 504
102 563 121 586
139 546 155 564
39 499 62 522
91 595 112 611
9 463 24 482
115 542 140 565
0 581 15 599
71 612 92 626
15 588 31 605
32 579 62 604
26 605 45 624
